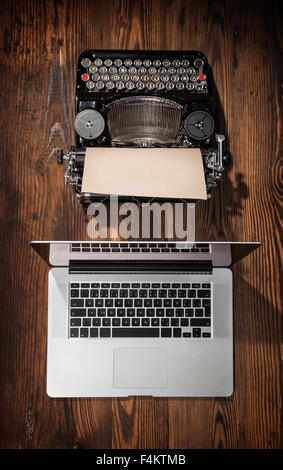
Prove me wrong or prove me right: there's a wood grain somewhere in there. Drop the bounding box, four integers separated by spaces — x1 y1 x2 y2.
0 0 281 449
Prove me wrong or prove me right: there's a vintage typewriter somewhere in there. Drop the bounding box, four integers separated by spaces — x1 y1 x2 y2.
58 50 230 207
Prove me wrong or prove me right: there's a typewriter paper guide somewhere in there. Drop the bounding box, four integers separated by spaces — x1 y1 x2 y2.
81 147 207 200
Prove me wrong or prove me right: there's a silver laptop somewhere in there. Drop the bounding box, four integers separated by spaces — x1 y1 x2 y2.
30 241 260 397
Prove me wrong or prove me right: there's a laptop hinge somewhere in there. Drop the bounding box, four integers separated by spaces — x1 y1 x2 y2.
68 260 213 274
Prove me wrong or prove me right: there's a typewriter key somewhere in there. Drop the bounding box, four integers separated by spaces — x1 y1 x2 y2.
128 66 137 74
121 73 130 82
92 73 100 82
86 80 95 90
186 83 195 90
74 109 105 140
172 59 180 67
94 58 103 66
131 74 139 82
106 81 115 89
153 59 161 67
96 81 105 89
101 73 110 82
89 65 98 74
156 82 165 90
151 74 159 82
134 59 142 67
114 59 122 67
182 59 189 67
168 67 176 74
140 74 149 82
146 82 155 90
126 81 135 90
119 66 127 74
99 65 107 74
124 59 132 67
148 67 156 74
138 66 147 74
104 58 112 67
171 74 179 82
162 60 171 67
176 82 184 90
136 82 145 90
194 58 204 69
166 82 174 90
109 66 117 74
81 57 91 68
158 67 166 74
160 74 169 82
143 59 151 67
116 81 124 89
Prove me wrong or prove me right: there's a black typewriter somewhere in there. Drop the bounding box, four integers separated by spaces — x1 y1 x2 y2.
58 50 230 206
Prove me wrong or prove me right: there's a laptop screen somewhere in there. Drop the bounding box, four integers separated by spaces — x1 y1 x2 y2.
30 241 260 268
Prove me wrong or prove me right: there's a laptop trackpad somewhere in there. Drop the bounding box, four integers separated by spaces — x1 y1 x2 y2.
113 348 168 389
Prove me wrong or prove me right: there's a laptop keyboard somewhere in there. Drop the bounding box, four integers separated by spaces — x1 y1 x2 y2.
70 242 210 253
69 282 212 339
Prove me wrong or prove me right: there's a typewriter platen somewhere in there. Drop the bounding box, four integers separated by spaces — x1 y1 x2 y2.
58 50 230 206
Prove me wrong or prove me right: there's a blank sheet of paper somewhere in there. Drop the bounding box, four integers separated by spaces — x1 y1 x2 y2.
81 147 207 200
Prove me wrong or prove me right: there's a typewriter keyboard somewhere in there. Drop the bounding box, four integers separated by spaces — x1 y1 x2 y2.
69 282 212 339
80 56 207 93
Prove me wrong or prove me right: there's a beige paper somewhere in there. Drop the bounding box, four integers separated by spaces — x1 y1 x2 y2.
82 147 207 200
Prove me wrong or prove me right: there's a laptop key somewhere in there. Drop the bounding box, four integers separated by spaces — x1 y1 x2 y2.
100 328 111 337
70 328 79 337
83 318 91 327
86 299 94 307
142 318 150 326
80 328 88 337
181 318 189 327
71 299 84 307
102 318 111 326
202 332 211 338
71 289 80 297
92 318 101 326
88 308 96 317
132 318 140 327
191 318 211 327
122 318 130 326
192 328 201 338
70 318 81 326
112 328 159 337
197 290 211 298
161 328 172 337
112 318 120 326
70 309 86 317
80 290 89 298
161 318 169 326
195 309 204 317
173 328 182 337
90 328 98 337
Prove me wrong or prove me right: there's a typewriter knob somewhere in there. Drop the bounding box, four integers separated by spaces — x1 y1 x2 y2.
184 110 215 141
74 109 105 140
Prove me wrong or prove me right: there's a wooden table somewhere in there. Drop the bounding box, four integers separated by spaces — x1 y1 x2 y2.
0 0 281 449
